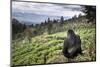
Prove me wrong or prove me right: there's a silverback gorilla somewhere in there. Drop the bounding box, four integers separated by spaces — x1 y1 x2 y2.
62 29 82 58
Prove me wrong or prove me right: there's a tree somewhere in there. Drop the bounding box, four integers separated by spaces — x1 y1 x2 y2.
23 24 27 30
47 18 51 23
12 18 26 39
53 19 58 23
71 15 77 22
60 16 64 23
78 13 82 18
73 15 77 19
29 24 34 27
47 22 52 34
82 6 96 23
12 18 22 35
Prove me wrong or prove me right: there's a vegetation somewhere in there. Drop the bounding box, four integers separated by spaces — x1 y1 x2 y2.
11 19 96 66
11 6 96 66
82 6 96 23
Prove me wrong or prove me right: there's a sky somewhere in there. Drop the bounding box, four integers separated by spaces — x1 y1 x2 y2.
12 1 84 24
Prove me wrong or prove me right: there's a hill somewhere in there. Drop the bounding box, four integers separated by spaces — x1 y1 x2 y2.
11 21 96 66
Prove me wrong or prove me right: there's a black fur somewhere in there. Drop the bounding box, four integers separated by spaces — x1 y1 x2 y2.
62 29 82 58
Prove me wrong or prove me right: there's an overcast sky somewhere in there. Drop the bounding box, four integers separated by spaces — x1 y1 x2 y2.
12 1 84 24
12 1 84 17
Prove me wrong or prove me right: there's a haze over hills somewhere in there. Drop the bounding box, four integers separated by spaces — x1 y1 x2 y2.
12 12 70 25
12 1 84 25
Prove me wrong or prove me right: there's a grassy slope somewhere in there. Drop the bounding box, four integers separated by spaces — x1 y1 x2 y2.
12 22 96 66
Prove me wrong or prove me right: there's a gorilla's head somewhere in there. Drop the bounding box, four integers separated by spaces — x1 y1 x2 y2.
67 29 75 38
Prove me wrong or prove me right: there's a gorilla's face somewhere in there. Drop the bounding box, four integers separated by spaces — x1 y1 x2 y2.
67 29 75 38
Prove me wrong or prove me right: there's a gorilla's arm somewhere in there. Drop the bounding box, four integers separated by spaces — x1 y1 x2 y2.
68 35 81 56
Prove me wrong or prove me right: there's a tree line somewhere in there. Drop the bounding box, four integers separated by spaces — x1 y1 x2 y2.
12 6 96 39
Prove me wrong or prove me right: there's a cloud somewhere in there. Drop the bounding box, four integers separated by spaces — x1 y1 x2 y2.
12 1 84 17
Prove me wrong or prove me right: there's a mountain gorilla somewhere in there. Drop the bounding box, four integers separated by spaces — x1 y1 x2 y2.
62 29 82 58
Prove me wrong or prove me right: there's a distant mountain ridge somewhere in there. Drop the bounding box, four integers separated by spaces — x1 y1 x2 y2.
12 12 70 25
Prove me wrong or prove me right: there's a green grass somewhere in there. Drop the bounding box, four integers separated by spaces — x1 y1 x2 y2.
11 22 96 66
